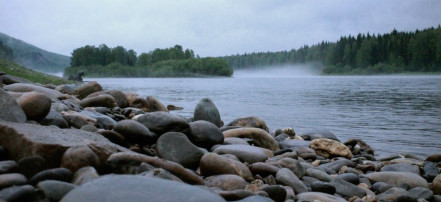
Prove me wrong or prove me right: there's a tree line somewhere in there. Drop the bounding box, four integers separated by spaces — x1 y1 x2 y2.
221 26 441 74
0 41 14 61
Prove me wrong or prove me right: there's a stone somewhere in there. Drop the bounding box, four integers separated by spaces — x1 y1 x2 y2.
193 98 222 127
17 155 47 179
114 120 156 146
344 138 375 155
377 187 410 201
296 192 347 202
226 117 269 132
0 120 128 168
61 111 97 128
205 174 249 191
310 138 352 159
279 139 311 150
37 180 76 202
61 175 225 202
427 153 441 163
79 94 117 108
372 182 393 194
0 160 18 174
296 147 317 160
408 187 433 201
156 132 204 170
135 111 190 135
0 185 37 202
261 185 286 202
0 88 27 123
423 162 439 181
249 162 280 177
16 92 52 121
86 90 128 108
319 158 357 173
81 125 98 132
40 110 69 128
433 174 441 195
72 166 99 185
223 128 280 151
188 120 224 149
301 130 340 142
311 181 336 195
145 95 168 112
0 74 31 84
51 102 71 112
274 158 304 178
336 173 359 184
200 153 253 181
330 177 366 198
233 196 272 202
107 152 204 185
224 137 250 145
305 168 333 182
80 109 116 130
0 173 27 189
56 84 76 95
275 168 308 194
213 144 268 164
29 168 72 185
97 130 128 147
76 81 103 99
61 145 100 172
4 83 63 100
166 104 183 111
381 163 420 174
366 171 429 189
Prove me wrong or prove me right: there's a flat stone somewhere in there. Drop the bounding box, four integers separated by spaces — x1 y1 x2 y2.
223 137 250 145
135 111 190 135
372 181 393 194
0 88 27 123
61 175 225 202
275 168 308 194
61 111 97 129
381 163 420 174
408 187 433 201
37 180 77 202
0 173 27 189
80 110 116 130
296 192 347 202
193 98 222 127
86 90 128 108
305 168 333 182
233 195 273 202
79 94 117 108
0 120 128 168
139 168 183 183
156 132 204 169
273 158 304 178
213 145 268 164
4 83 63 100
205 174 249 191
301 130 340 142
200 153 253 181
29 168 72 185
310 138 352 159
377 187 410 201
279 139 311 150
0 185 37 201
366 171 429 189
223 128 280 151
56 84 76 95
319 158 357 173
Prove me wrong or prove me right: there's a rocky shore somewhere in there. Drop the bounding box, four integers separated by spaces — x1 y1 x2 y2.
0 73 441 202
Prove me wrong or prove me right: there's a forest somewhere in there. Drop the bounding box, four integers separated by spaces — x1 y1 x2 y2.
221 26 441 74
65 45 232 77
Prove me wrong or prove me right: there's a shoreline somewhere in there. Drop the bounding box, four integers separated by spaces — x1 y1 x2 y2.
1 73 441 201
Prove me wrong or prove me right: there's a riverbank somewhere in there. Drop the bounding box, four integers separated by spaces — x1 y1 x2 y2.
0 73 440 201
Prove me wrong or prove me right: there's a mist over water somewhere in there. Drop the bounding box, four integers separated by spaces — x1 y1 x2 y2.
233 64 322 78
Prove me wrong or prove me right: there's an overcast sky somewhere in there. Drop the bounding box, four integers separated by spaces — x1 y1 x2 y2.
1 0 441 57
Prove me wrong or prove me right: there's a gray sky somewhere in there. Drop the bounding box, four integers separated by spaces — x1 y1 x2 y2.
1 0 440 57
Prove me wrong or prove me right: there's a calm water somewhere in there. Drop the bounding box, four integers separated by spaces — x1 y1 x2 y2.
86 75 441 157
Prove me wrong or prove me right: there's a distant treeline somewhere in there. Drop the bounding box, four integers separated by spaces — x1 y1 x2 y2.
221 26 441 74
66 45 232 77
0 41 14 61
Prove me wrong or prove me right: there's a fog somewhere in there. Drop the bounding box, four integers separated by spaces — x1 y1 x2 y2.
233 64 323 78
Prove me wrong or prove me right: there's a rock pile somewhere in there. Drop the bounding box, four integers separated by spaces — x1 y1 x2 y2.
0 73 440 202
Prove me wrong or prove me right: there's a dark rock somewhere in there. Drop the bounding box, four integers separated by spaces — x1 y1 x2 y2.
311 181 336 195
60 175 225 202
427 153 441 163
80 109 117 130
274 158 304 178
381 163 420 174
0 74 31 84
37 180 76 202
0 160 18 174
319 158 357 173
296 147 317 160
433 174 441 195
296 192 347 202
305 168 333 182
0 185 38 202
17 92 51 121
114 120 156 146
145 95 168 112
213 145 268 164
395 195 418 202
330 177 366 198
204 174 249 191
233 195 273 202
76 81 103 99
366 171 429 189
223 128 280 151
0 146 7 161
408 187 433 201
61 111 97 129
135 111 190 135
261 185 286 202
344 138 375 155
97 130 128 147
423 161 439 181
215 189 256 201
273 148 292 156
275 168 308 194
0 173 27 189
301 130 340 142
72 166 99 185
226 117 269 132
188 120 224 149
56 84 76 95
193 98 222 127
249 162 280 177
61 145 100 172
300 176 319 187
29 168 72 185
79 94 117 108
200 153 253 181
40 110 69 128
274 133 290 143
0 88 27 123
336 173 359 185
377 187 410 201
17 155 47 179
156 132 204 170
86 90 128 108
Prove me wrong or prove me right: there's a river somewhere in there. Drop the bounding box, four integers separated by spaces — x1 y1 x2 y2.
86 74 441 158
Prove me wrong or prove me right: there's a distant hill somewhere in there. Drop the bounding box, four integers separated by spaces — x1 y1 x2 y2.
0 32 70 73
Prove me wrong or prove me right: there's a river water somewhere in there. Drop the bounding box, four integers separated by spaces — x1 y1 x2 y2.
86 74 441 158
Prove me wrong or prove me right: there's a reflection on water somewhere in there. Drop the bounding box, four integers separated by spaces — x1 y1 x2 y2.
87 76 441 157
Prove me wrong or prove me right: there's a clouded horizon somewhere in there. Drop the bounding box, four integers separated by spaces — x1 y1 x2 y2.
1 0 440 57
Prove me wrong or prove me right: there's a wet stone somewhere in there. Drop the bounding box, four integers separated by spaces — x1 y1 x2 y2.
29 168 72 185
311 181 336 195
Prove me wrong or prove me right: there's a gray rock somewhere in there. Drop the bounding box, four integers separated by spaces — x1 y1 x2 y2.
0 173 27 189
366 171 429 189
29 168 72 185
0 88 26 123
311 181 336 195
204 174 249 191
80 110 116 130
275 158 304 178
0 160 18 174
17 155 47 178
139 168 183 183
61 175 226 202
296 192 347 202
86 90 128 108
408 187 433 201
213 144 268 164
156 132 204 170
296 147 317 160
72 166 99 185
37 180 77 202
279 139 310 150
377 187 410 201
224 137 250 145
372 181 393 194
51 102 71 113
79 94 117 108
249 162 280 177
135 111 190 135
4 83 62 100
330 177 366 198
261 185 286 202
41 110 69 128
0 185 37 201
215 189 256 201
114 120 156 146
319 158 357 173
233 195 273 202
200 153 253 181
301 130 340 142
193 98 222 127
56 84 76 95
223 128 280 151
188 120 224 149
305 168 333 182
381 163 420 174
336 173 359 184
423 161 439 181
276 168 308 194
76 81 103 99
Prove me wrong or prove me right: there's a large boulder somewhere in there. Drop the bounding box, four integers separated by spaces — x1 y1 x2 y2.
86 90 128 108
76 81 103 99
79 94 117 108
61 175 225 202
193 98 222 127
212 145 268 164
223 128 280 151
156 132 204 170
0 120 129 168
226 117 269 132
113 120 156 146
365 171 429 189
17 92 52 121
135 111 190 135
310 138 352 159
0 88 27 123
4 83 63 100
188 120 224 149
